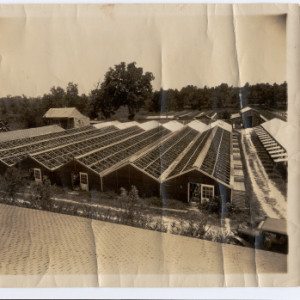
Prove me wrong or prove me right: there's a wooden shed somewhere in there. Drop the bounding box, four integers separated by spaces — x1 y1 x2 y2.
43 107 90 129
240 106 263 128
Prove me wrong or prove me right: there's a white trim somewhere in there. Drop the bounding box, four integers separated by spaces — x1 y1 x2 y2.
33 168 42 182
200 184 214 203
79 172 89 191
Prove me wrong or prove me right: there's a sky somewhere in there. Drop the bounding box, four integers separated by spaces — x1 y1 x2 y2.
0 4 286 97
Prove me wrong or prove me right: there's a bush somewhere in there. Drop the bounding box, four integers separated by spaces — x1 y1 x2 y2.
0 167 28 203
151 219 168 233
118 186 139 225
198 196 234 218
147 197 187 210
28 178 55 210
198 196 221 214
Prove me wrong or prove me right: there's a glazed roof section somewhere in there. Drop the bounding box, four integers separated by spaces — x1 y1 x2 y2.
1 126 118 167
132 127 199 180
77 126 171 175
0 125 65 143
0 119 233 186
165 125 232 187
30 125 143 170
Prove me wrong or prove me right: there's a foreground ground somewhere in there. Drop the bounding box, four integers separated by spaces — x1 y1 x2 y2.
0 203 287 287
241 129 287 219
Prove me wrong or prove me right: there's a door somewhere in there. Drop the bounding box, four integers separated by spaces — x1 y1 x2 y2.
80 172 89 191
71 172 80 191
245 116 253 128
33 168 42 182
188 183 202 202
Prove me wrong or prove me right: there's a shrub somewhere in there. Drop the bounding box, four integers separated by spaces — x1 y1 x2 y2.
118 186 139 225
151 219 168 233
0 167 28 203
198 196 232 218
180 215 208 238
28 178 55 210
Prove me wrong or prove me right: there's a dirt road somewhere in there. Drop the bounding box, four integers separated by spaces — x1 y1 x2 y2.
241 130 286 219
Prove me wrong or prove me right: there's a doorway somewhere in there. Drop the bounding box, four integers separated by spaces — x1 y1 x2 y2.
71 172 80 191
33 168 42 182
79 172 89 191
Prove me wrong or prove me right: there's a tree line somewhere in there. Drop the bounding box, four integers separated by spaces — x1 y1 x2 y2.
0 62 287 129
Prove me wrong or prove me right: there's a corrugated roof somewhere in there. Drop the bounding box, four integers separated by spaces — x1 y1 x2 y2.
43 107 87 119
0 125 64 143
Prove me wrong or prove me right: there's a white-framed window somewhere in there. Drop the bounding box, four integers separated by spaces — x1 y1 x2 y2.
33 168 42 182
201 184 214 203
79 172 89 191
80 173 88 184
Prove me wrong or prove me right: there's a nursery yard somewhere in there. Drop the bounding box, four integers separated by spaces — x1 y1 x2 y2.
0 203 287 287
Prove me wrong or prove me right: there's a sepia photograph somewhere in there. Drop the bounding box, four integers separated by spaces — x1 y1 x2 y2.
0 3 299 290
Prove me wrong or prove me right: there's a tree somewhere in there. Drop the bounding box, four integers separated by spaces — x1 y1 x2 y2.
41 86 66 114
92 62 154 120
65 82 80 107
180 85 199 109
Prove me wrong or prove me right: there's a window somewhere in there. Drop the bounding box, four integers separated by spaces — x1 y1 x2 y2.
80 173 88 185
201 184 214 203
33 168 42 182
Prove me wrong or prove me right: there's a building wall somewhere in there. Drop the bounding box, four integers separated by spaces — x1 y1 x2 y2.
45 117 89 129
231 117 242 129
44 118 72 129
242 110 263 128
102 164 161 198
74 116 90 128
18 157 55 182
163 169 231 203
54 160 101 191
0 161 9 175
18 158 101 191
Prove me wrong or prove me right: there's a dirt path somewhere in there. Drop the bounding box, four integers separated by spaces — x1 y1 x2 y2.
241 130 286 219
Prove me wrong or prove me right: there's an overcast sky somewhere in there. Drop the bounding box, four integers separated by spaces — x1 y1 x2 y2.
0 5 286 97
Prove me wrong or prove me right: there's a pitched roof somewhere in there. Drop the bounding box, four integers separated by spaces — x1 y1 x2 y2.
209 120 232 132
261 118 288 150
188 120 209 132
240 106 253 113
162 120 184 132
166 125 233 187
230 112 241 119
93 121 121 129
0 125 64 143
138 121 160 131
261 218 287 235
43 107 87 119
